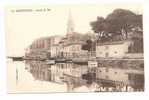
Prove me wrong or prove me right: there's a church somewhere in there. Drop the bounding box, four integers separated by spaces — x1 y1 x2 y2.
51 10 89 58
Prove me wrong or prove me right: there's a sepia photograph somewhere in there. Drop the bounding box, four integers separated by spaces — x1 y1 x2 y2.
5 3 144 93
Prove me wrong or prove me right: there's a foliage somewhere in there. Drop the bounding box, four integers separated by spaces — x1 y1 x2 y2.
90 9 143 41
81 40 95 51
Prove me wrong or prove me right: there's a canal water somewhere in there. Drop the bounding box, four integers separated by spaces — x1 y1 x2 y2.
7 60 67 93
7 60 96 93
7 59 143 93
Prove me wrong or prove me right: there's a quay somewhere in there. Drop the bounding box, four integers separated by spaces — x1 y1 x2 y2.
8 56 144 63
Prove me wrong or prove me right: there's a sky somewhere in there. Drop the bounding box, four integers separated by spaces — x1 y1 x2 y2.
5 4 143 56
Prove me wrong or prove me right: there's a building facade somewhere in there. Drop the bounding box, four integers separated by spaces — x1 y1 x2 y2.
62 42 88 58
26 37 51 59
50 36 62 58
96 40 133 58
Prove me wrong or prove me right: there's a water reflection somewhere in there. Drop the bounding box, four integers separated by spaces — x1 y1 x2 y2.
26 61 51 82
25 61 89 92
23 60 144 92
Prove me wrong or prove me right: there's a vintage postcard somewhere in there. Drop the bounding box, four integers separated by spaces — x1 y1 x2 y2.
6 4 144 93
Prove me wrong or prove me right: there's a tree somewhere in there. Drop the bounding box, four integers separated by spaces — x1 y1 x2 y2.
106 9 139 39
133 14 143 29
90 17 107 40
82 40 95 51
90 9 143 42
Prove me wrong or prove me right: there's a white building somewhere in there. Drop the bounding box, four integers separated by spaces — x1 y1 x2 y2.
50 35 62 46
51 44 62 58
96 40 133 58
30 37 51 50
62 42 88 58
50 9 77 58
26 37 51 59
50 36 62 58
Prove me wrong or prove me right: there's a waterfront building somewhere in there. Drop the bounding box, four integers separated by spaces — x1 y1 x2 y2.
26 37 51 59
96 40 133 58
50 10 89 58
62 41 88 58
50 35 62 46
30 37 51 50
27 35 62 59
50 36 62 58
51 44 62 58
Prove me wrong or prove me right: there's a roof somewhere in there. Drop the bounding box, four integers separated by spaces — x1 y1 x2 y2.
96 40 132 46
63 41 85 47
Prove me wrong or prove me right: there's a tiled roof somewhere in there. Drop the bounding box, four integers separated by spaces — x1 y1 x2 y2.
96 40 131 46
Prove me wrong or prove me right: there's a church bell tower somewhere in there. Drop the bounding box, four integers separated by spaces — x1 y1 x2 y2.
67 9 75 36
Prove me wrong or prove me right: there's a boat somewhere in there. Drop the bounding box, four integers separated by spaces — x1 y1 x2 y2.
46 60 55 64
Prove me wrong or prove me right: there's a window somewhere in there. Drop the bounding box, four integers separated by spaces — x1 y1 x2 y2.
105 46 109 50
140 63 144 69
114 51 117 54
105 75 109 79
61 64 64 69
105 68 109 72
105 52 109 57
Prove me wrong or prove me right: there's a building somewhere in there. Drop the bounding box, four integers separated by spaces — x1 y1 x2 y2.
30 37 51 50
26 35 63 59
26 37 51 59
50 10 89 58
96 40 133 58
50 36 62 58
51 44 61 58
50 9 77 58
62 42 88 58
50 35 62 46
66 9 75 37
